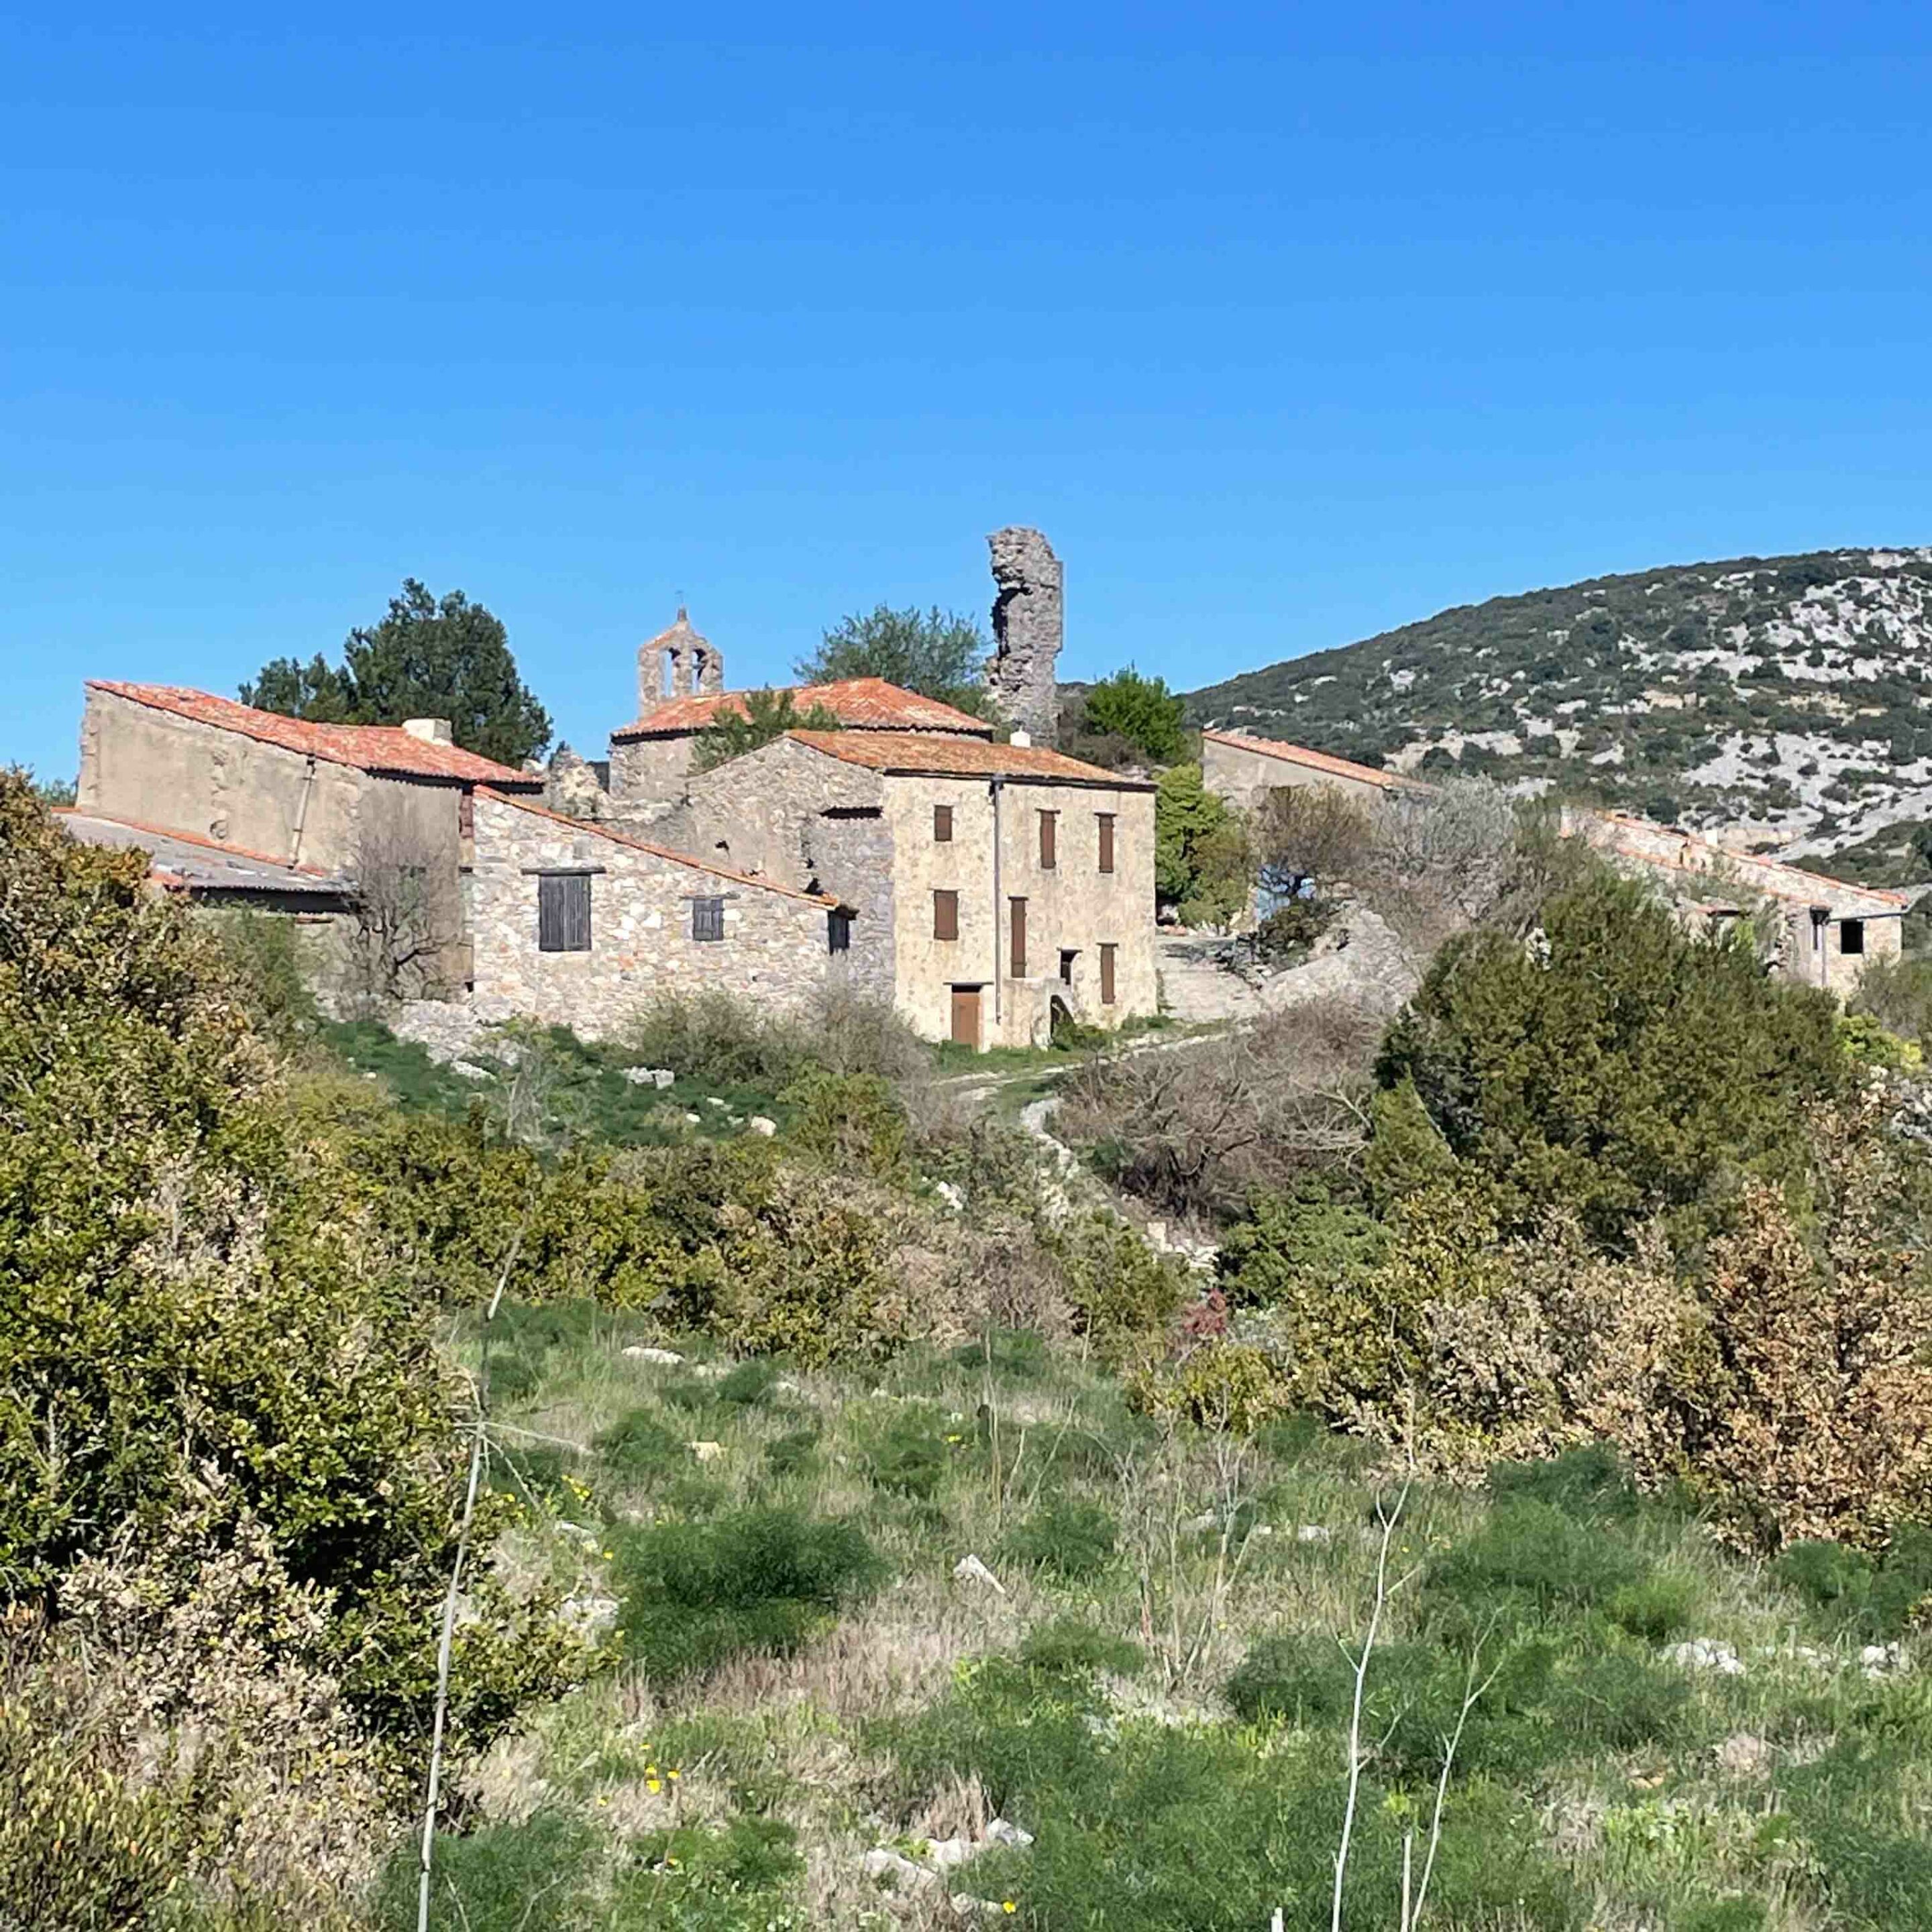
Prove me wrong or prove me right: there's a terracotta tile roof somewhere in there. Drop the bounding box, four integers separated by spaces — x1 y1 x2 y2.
786 730 1155 788
88 682 543 786
53 808 351 896
1201 727 1412 792
612 678 996 741
1570 809 1911 916
474 789 838 905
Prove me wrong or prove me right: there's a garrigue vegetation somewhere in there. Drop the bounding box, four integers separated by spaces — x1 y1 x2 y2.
10 767 1932 1930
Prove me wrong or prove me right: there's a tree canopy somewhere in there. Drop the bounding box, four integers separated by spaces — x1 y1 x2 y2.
1077 666 1187 763
241 578 553 768
796 604 991 718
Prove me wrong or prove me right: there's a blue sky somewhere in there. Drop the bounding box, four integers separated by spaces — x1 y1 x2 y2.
6 3 1932 779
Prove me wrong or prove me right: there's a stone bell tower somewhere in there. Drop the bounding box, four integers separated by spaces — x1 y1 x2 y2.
637 608 724 713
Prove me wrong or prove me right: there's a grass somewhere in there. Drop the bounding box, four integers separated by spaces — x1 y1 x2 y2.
400 1308 1932 1932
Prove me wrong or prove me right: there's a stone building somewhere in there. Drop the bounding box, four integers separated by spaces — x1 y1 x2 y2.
1201 727 1413 811
985 526 1063 747
679 729 1157 1046
76 681 545 988
468 788 872 1036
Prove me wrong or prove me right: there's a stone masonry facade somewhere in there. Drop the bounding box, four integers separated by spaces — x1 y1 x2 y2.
985 526 1064 747
468 790 876 1038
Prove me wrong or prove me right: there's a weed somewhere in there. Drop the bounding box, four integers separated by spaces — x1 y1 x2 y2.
1000 1497 1120 1582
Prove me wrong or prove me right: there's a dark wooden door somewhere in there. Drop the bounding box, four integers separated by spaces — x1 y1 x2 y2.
950 984 981 1048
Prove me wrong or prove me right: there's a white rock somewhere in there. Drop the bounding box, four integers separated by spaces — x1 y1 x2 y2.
559 1594 620 1638
621 1066 676 1088
449 1059 493 1081
934 1180 965 1211
1715 1732 1773 1776
1296 1524 1333 1544
684 1112 702 1124
688 1361 729 1381
861 1848 935 1893
951 1896 1008 1921
704 1097 727 1108
1666 1638 1745 1676
623 1345 685 1365
1862 1641 1910 1679
555 1520 602 1550
727 1114 744 1126
687 1440 727 1462
983 1818 1034 1848
749 1116 777 1136
926 1836 973 1871
952 1553 1006 1593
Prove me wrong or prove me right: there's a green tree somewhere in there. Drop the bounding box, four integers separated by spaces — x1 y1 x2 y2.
1079 665 1187 763
796 604 991 717
1373 871 1852 1247
691 688 842 773
1155 763 1249 924
241 578 552 767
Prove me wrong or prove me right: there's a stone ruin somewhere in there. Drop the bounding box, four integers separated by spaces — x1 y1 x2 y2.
637 607 725 713
985 527 1063 746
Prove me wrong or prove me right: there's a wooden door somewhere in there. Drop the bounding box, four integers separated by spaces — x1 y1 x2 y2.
950 984 981 1048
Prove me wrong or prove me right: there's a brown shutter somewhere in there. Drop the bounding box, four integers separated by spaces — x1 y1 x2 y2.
934 803 953 842
1099 942 1116 1005
1010 897 1028 977
1097 812 1114 874
1038 810 1057 869
933 890 959 941
537 873 592 953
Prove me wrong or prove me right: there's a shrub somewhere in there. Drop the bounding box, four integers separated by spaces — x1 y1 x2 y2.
1078 666 1187 763
1426 1501 1642 1622
856 1404 952 1500
1019 1617 1144 1679
1127 1340 1291 1434
1773 1525 1932 1640
1000 1497 1120 1580
1252 896 1336 964
1055 1214 1187 1352
777 1067 910 1178
1488 1444 1639 1521
614 1509 885 1681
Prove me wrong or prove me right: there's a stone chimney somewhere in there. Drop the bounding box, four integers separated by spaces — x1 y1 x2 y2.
638 608 722 712
985 527 1063 747
401 718 454 743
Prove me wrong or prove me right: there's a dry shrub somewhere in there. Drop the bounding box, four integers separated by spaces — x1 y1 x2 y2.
1058 1000 1381 1223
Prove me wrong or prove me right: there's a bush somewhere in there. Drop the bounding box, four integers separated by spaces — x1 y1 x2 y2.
1426 1501 1642 1622
1773 1526 1932 1640
777 1067 910 1179
1055 1214 1187 1353
614 1509 885 1681
1019 1617 1144 1679
855 1404 952 1500
1253 896 1336 964
1000 1497 1120 1580
1127 1340 1291 1434
1077 666 1187 763
1155 763 1249 924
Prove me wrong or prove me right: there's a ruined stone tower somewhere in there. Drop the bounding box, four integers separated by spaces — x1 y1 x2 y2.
637 608 724 714
985 527 1063 746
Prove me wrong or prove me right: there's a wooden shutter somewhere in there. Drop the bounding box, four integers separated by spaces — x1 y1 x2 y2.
934 803 953 843
933 890 959 941
1099 942 1117 1005
1038 810 1057 869
1097 812 1114 875
1010 897 1028 977
827 909 852 954
537 873 591 953
692 896 724 942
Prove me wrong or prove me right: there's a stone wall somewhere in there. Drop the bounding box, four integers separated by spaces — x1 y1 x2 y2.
880 770 1158 1046
985 527 1063 747
608 733 696 806
469 792 857 1038
1201 733 1397 812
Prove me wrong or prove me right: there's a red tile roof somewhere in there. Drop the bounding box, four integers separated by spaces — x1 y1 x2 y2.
612 678 996 741
786 730 1155 788
53 806 338 877
89 682 543 786
474 790 838 904
1201 727 1411 792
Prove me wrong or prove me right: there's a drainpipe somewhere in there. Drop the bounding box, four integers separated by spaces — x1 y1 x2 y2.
288 753 318 868
989 779 1004 1030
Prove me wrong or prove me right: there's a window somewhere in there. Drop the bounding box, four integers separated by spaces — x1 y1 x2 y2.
537 872 591 953
933 890 959 941
934 803 953 843
1096 812 1114 875
1841 918 1866 957
1059 949 1077 985
458 790 474 840
1099 942 1117 1006
828 909 852 954
692 896 724 943
1009 896 1028 977
1038 810 1057 869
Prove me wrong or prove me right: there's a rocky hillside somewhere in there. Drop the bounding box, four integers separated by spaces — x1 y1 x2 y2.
1186 547 1932 884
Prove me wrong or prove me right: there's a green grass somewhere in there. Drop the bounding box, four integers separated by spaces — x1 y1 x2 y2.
417 1307 1932 1932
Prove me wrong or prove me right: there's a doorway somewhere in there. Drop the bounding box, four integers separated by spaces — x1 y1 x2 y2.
949 983 983 1049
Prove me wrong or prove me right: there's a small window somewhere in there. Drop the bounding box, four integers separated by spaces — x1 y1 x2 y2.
934 803 953 843
1099 942 1117 1006
692 896 725 943
933 890 959 941
1841 918 1866 957
537 872 591 953
458 790 475 840
828 909 852 954
1096 812 1114 875
1038 810 1057 869
1059 949 1077 985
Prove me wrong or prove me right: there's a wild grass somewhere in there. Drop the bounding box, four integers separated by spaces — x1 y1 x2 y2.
383 1311 1932 1931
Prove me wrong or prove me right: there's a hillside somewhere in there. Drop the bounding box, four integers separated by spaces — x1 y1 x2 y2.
1185 547 1932 885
